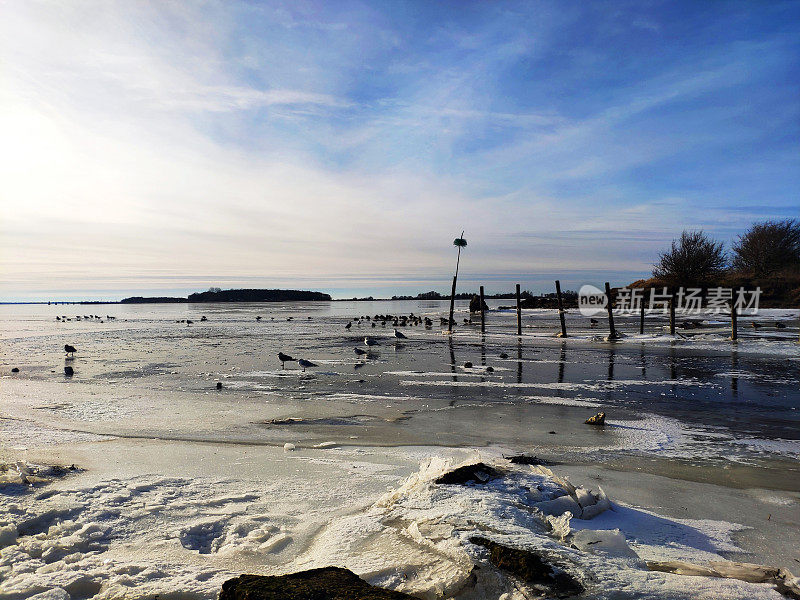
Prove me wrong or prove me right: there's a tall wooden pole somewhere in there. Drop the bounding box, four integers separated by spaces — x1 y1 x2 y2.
448 230 465 334
730 303 738 341
605 282 617 339
639 294 645 335
669 288 676 335
555 280 567 337
516 284 522 336
479 285 486 333
448 276 457 333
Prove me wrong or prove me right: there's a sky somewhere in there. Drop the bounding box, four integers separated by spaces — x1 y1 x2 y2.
1 0 798 301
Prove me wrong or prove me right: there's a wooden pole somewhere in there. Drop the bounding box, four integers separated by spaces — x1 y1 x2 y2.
669 288 676 335
516 284 522 336
639 293 645 335
731 303 738 341
479 285 486 333
448 276 457 333
555 280 567 337
604 282 617 339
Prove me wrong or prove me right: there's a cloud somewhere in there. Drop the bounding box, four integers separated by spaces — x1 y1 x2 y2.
0 0 797 300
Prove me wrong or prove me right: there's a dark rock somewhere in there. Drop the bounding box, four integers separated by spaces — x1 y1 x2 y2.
470 537 584 598
218 567 415 600
216 382 223 390
463 361 473 368
585 412 606 425
468 295 488 313
11 367 19 373
486 366 494 372
64 366 74 376
435 463 502 485
499 352 509 359
506 454 550 466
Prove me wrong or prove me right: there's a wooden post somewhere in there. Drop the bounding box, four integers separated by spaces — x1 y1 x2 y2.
604 282 617 339
479 285 486 333
447 276 457 333
731 303 738 341
516 284 522 336
555 280 567 337
669 288 676 335
639 293 645 335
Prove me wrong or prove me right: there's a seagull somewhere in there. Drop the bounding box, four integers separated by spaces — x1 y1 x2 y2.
297 359 317 372
393 329 407 339
354 347 367 356
277 352 297 369
64 344 77 356
364 337 379 347
345 321 352 330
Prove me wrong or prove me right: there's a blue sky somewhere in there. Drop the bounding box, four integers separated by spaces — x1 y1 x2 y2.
1 1 798 301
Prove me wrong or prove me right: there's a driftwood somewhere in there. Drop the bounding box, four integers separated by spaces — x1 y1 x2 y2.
647 560 800 599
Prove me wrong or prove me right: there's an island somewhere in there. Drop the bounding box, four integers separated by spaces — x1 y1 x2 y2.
187 288 331 302
120 289 332 304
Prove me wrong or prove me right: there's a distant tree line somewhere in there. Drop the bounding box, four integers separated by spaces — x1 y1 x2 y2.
389 290 544 301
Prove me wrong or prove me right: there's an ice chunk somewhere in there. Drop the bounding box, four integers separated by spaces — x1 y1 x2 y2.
535 494 582 517
544 512 572 542
573 529 639 558
28 590 70 600
0 524 18 549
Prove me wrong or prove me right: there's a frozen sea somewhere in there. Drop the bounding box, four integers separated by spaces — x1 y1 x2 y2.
1 300 799 599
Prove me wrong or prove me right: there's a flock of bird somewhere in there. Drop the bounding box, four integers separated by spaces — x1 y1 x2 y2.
54 310 796 379
56 314 115 322
277 313 424 373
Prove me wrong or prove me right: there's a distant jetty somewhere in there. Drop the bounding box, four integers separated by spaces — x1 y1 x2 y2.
120 289 331 304
120 296 188 304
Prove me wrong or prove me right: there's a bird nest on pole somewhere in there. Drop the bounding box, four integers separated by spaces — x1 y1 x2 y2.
453 237 467 247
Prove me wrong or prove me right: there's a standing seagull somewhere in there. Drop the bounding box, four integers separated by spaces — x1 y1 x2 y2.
297 359 317 372
64 344 77 356
345 321 352 330
364 337 379 348
277 352 297 369
354 347 367 356
393 329 407 339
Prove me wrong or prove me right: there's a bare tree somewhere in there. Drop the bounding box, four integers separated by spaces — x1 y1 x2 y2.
653 230 727 285
731 219 800 276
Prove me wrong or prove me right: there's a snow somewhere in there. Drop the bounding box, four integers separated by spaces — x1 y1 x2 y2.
290 455 787 599
0 452 793 599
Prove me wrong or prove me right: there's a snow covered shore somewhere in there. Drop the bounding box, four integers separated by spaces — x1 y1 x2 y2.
2 444 798 600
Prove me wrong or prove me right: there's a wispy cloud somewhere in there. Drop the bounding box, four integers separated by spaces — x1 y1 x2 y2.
0 0 797 300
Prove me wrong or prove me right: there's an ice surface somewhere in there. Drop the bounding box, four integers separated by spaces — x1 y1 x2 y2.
1 302 798 598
